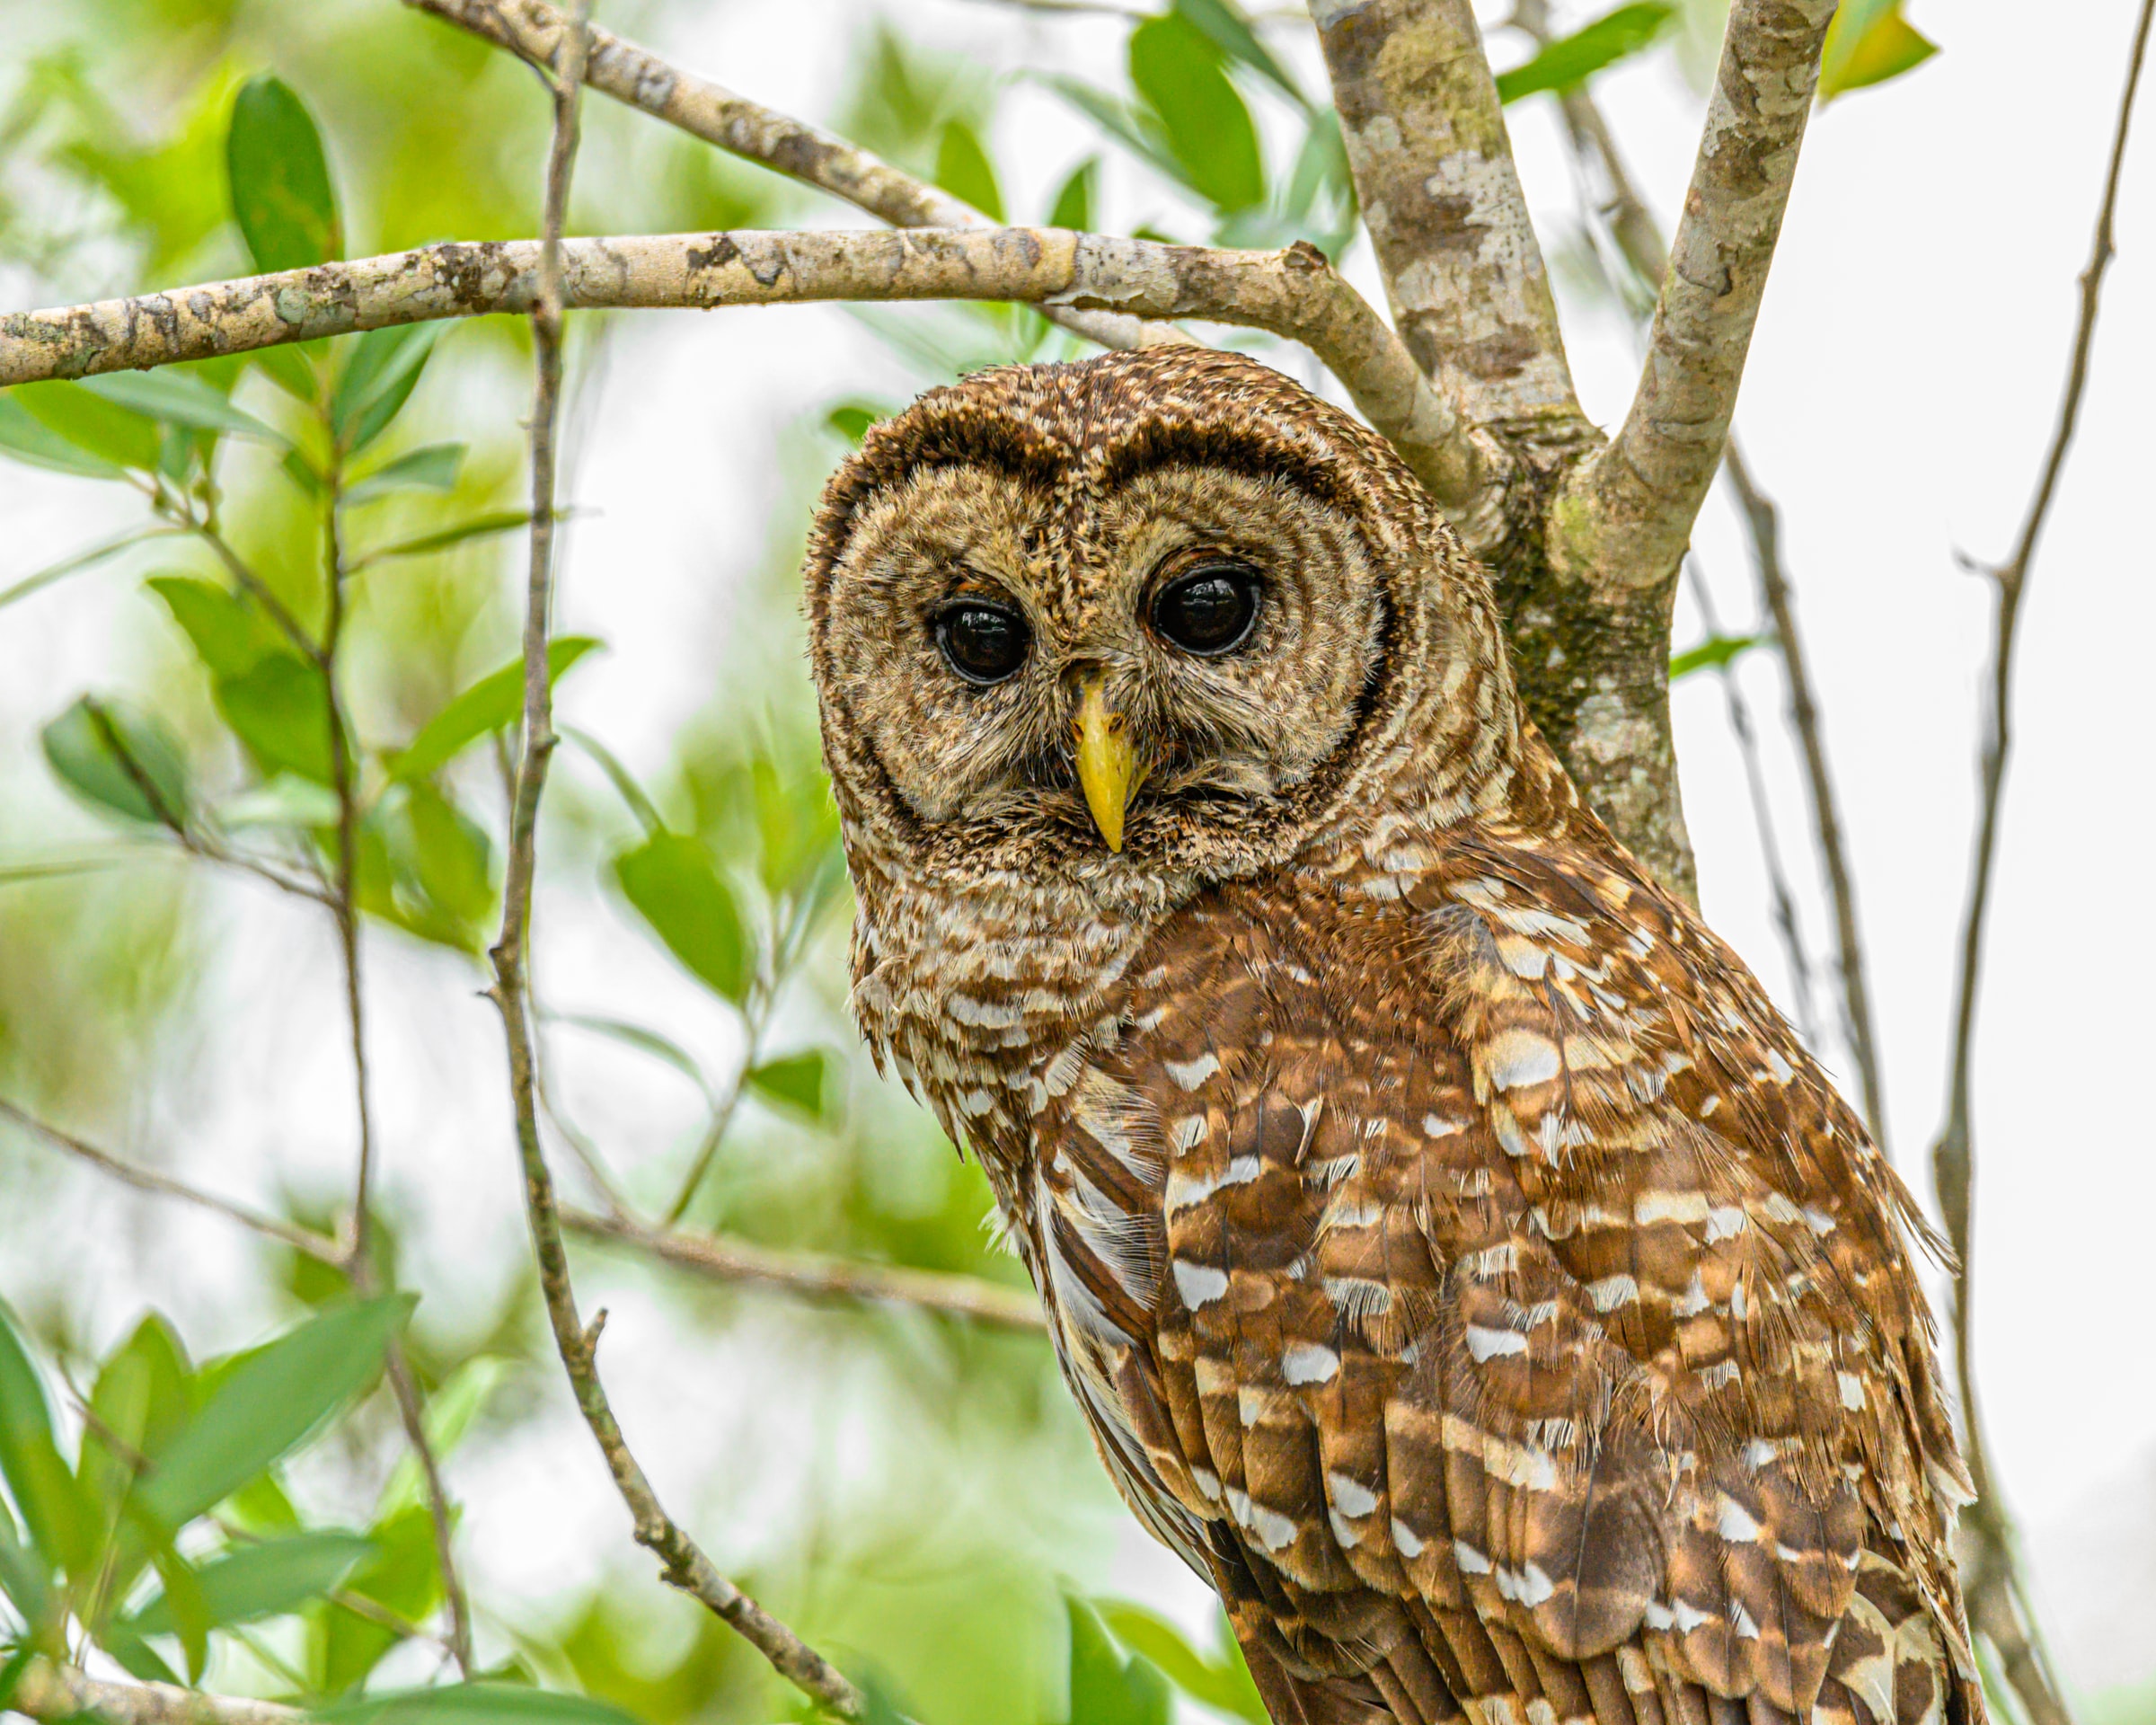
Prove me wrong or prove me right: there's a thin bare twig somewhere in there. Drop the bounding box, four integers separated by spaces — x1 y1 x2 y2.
0 227 1485 531
1931 4 2153 1719
399 0 1177 355
1683 564 1821 1050
479 16 865 1713
1722 440 1885 1142
564 1208 1047 1334
0 1097 342 1263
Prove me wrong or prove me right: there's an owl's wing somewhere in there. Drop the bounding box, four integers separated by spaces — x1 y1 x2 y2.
1037 852 1975 1725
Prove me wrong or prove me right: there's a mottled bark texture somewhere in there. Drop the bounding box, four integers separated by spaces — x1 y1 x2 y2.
1309 0 1837 898
10 1662 298 1725
1312 0 1578 428
0 227 1484 510
402 0 1178 353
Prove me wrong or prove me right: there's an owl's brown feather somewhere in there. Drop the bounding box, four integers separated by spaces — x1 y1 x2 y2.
804 345 1977 1725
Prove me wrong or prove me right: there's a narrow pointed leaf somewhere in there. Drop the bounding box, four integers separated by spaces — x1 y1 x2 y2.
1494 3 1674 103
126 1531 376 1634
42 696 192 827
80 371 284 442
0 396 126 478
226 75 341 273
934 119 1004 222
611 832 750 1003
1129 14 1266 212
1668 632 1763 680
745 1050 829 1120
1173 0 1306 108
8 380 163 471
389 636 602 783
0 1303 93 1579
345 442 465 506
135 1296 413 1531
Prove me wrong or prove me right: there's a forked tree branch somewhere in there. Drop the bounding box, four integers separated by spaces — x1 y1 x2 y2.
1311 0 1579 429
1515 0 1886 1144
1558 0 1837 597
1931 4 2153 1720
0 227 1487 520
399 0 1179 355
563 1208 1047 1333
479 22 866 1715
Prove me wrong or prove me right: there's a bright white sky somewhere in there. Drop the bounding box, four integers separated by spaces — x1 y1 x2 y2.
2 0 2151 1703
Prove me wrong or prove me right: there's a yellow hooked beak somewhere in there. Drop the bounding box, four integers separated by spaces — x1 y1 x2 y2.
1074 676 1142 853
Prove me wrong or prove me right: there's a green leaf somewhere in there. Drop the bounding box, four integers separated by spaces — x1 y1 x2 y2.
0 395 126 478
1095 1603 1265 1721
149 574 288 680
361 783 496 951
1172 0 1306 109
0 1302 92 1581
79 1314 194 1524
134 1296 413 1532
1818 1 1939 100
825 402 884 446
745 1050 829 1120
0 1500 55 1627
1067 1597 1173 1725
1129 14 1266 212
7 380 163 471
216 774 343 830
322 1503 441 1694
550 1013 715 1100
331 324 442 456
1 528 170 615
323 1683 642 1725
1668 631 1763 680
933 118 1004 222
252 340 323 403
1039 76 1184 190
1047 157 1099 232
226 75 341 274
42 696 192 827
127 1531 375 1635
148 1543 213 1681
389 635 603 783
1495 3 1674 103
356 509 535 569
79 371 283 442
217 653 338 785
611 832 751 1003
345 442 466 506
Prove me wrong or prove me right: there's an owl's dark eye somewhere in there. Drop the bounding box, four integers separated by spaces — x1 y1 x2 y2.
934 600 1030 686
1150 561 1261 656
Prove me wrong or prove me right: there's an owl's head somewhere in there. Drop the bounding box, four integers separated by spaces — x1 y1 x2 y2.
804 347 1520 916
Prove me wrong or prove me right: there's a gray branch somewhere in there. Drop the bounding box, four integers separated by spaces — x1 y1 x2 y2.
9 1660 297 1725
0 226 1488 523
401 0 1175 353
1560 0 1838 595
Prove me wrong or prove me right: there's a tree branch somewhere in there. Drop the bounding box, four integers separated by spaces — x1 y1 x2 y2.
0 226 1485 523
399 0 1176 355
1310 0 1579 429
0 1097 344 1264
563 1208 1047 1335
1723 439 1884 1142
9 1659 296 1725
1931 3 2152 1718
479 22 866 1715
1515 0 1886 1141
1560 0 1836 597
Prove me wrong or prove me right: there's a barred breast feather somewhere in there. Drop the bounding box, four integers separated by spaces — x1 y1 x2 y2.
1014 821 1976 1725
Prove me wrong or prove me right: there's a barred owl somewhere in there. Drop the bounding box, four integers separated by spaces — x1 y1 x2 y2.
803 346 1977 1725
